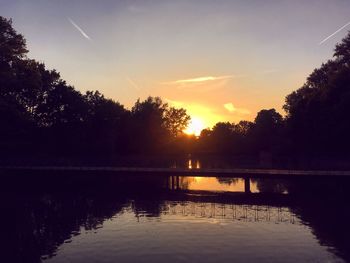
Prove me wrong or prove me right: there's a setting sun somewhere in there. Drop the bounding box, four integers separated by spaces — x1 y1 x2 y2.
184 117 205 136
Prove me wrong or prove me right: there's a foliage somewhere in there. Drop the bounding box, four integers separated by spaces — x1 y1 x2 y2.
0 16 191 155
0 17 27 63
2 15 350 158
283 32 350 154
129 96 190 153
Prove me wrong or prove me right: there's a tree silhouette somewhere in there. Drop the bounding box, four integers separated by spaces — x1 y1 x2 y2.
164 107 190 137
252 109 284 153
0 17 27 63
129 96 190 153
1 16 193 157
84 91 128 154
284 32 350 155
2 14 350 162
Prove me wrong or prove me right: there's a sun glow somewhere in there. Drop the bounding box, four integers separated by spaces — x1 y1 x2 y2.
184 117 205 136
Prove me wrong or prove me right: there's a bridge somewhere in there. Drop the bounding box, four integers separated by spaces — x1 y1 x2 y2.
2 166 350 178
2 166 349 194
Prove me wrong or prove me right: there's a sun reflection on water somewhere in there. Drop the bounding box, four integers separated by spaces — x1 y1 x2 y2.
168 176 259 193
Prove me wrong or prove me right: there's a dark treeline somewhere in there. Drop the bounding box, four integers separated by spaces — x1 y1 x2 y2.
0 17 191 156
1 16 350 160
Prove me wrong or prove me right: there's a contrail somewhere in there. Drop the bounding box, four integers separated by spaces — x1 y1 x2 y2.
68 18 91 40
126 76 140 90
319 21 350 45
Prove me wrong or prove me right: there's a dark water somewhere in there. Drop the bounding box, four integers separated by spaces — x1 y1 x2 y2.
6 153 350 170
1 172 350 262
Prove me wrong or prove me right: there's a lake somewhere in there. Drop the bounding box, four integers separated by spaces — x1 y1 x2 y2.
1 171 349 262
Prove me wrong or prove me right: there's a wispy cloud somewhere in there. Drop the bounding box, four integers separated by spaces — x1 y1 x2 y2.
166 75 233 85
224 103 250 115
319 21 350 45
68 18 91 41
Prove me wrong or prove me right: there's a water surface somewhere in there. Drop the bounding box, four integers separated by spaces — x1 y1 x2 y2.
1 172 349 262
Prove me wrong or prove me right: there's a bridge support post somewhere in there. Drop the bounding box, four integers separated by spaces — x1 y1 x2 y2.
244 177 251 194
166 176 170 189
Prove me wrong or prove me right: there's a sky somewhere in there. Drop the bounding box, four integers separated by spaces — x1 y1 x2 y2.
1 0 350 132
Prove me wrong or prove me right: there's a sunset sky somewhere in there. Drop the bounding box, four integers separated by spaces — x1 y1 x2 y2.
2 0 350 131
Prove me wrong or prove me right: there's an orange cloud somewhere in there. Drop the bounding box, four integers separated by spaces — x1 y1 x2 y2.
223 103 250 115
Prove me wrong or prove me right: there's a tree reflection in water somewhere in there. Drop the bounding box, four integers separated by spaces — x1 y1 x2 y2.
1 172 349 262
